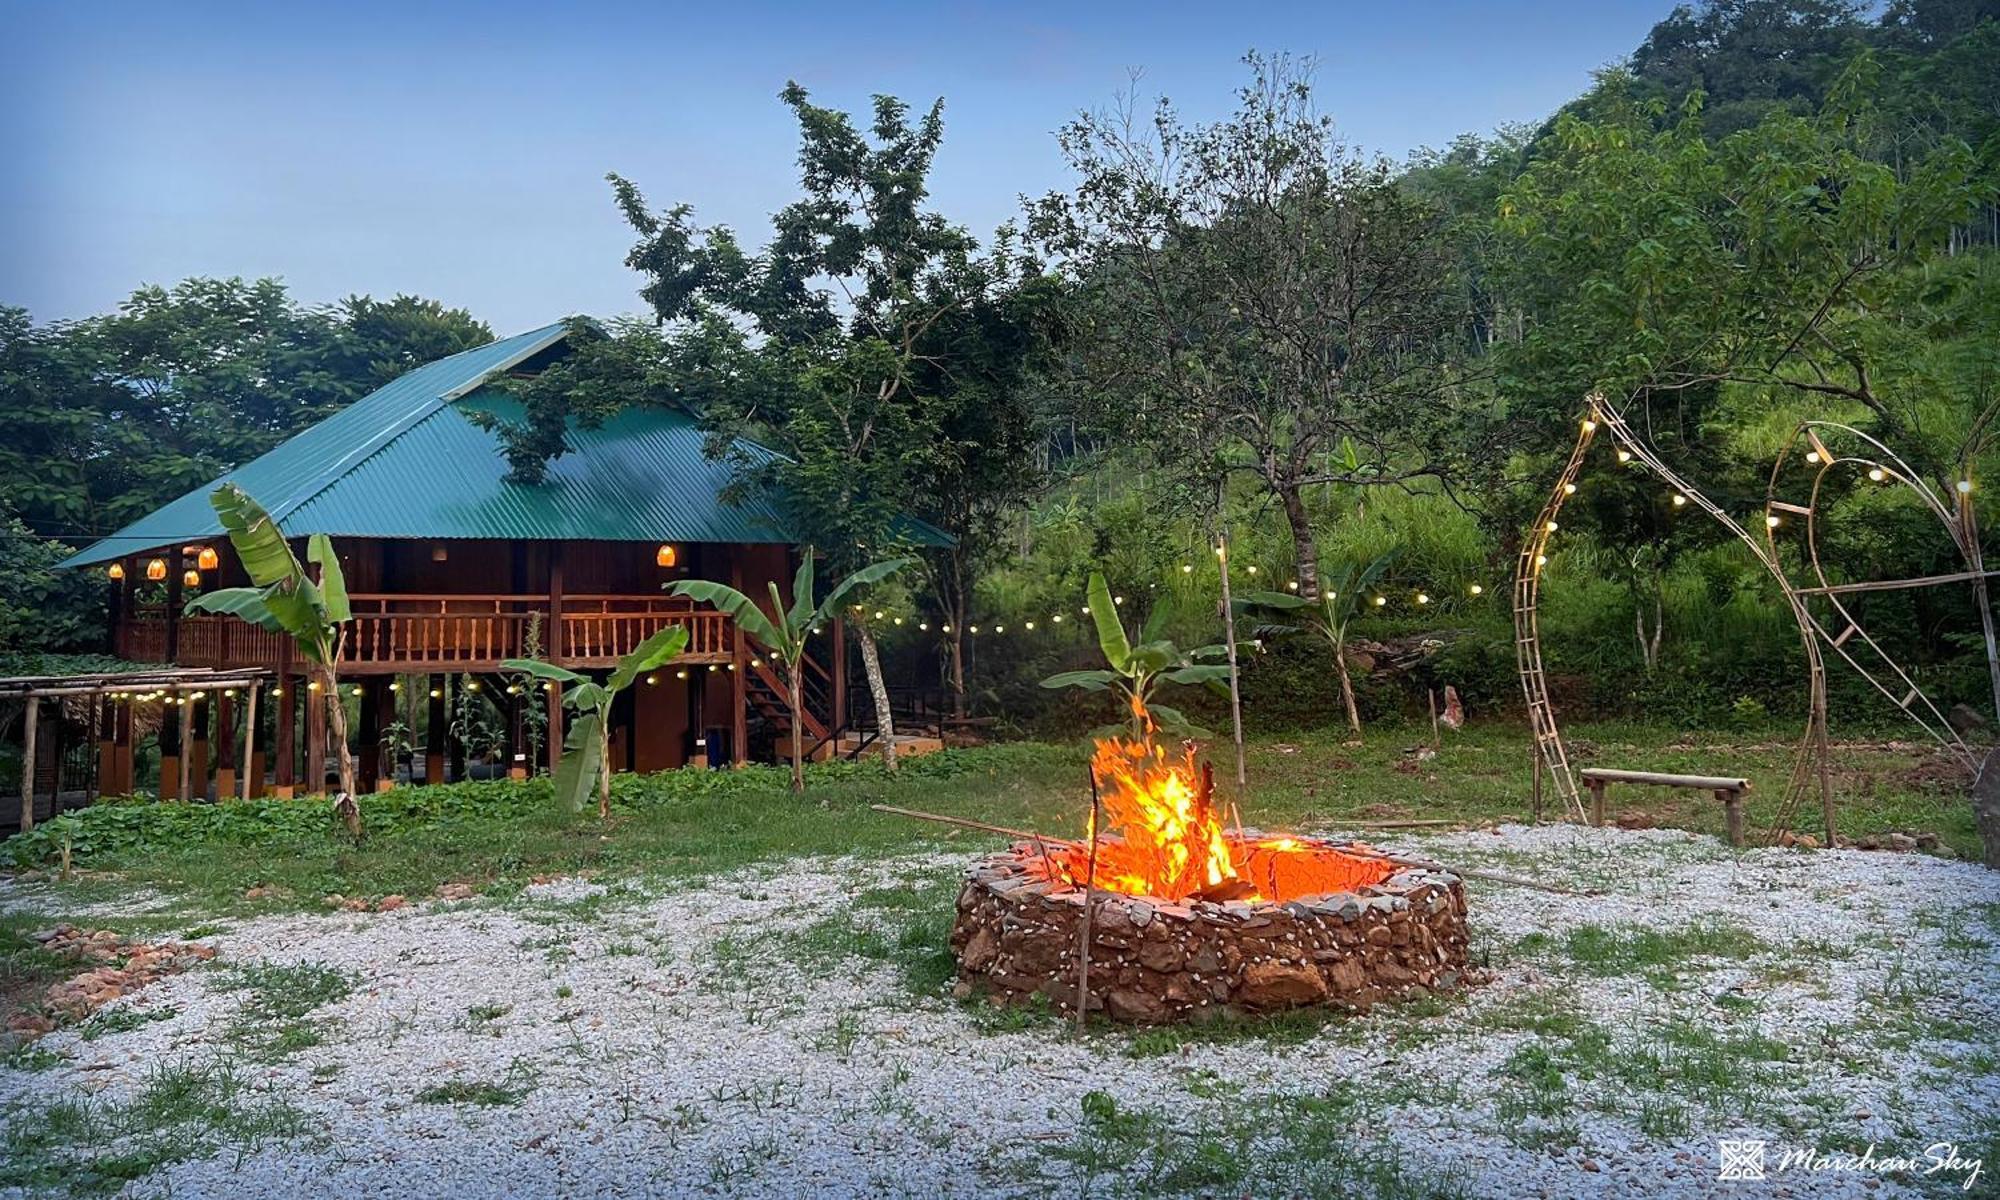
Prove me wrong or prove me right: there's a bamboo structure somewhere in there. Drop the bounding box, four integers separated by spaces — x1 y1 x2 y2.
1517 395 1999 846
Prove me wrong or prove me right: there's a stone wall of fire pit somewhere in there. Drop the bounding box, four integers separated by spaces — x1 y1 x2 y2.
950 837 1470 1024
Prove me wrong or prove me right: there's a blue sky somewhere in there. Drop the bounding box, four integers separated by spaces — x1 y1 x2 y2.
2 1 1667 335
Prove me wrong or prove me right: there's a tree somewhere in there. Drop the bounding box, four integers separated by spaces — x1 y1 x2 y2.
185 484 361 838
502 626 688 819
584 84 1052 734
0 504 105 656
1236 553 1396 736
1495 62 1995 489
1031 54 1474 603
0 280 490 540
669 551 910 793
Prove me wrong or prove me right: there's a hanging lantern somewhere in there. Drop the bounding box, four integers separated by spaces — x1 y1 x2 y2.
107 563 125 581
655 543 678 568
197 546 220 570
183 569 201 588
146 558 167 581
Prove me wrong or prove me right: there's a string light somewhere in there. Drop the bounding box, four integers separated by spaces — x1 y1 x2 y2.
994 624 1005 634
918 622 929 631
1616 450 1633 464
1765 514 1781 528
429 688 442 698
675 669 689 680
389 681 402 691
645 674 658 685
1286 581 1299 591
1469 584 1484 596
1671 493 1688 507
1535 554 1548 568
1868 468 1886 482
1416 592 1431 605
1024 621 1035 630
307 681 321 692
1805 451 1821 464
1545 520 1559 533
1245 565 1258 575
1182 564 1193 573
1957 480 1974 494
1051 614 1063 623
1563 483 1577 495
1373 596 1387 607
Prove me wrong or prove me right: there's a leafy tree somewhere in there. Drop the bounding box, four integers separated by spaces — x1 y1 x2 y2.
1032 54 1475 602
1496 62 1995 486
669 551 911 793
0 504 105 655
1236 553 1396 736
1041 572 1232 739
484 84 1053 732
502 627 688 818
185 485 361 838
0 280 489 539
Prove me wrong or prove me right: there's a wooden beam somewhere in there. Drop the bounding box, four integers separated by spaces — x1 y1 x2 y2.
274 677 297 798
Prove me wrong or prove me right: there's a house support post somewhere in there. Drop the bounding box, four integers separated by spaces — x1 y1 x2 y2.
241 681 260 801
358 679 382 792
213 689 236 801
274 677 297 799
425 675 446 786
305 680 327 796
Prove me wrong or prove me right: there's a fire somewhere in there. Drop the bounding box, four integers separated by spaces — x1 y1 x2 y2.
1078 694 1243 902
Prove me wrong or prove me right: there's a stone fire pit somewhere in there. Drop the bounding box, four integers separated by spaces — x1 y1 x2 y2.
950 831 1470 1024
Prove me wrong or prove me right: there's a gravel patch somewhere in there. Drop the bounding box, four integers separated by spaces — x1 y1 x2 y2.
3 826 1995 1198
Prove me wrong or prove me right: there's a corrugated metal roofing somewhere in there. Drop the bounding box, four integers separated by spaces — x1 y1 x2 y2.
62 322 950 568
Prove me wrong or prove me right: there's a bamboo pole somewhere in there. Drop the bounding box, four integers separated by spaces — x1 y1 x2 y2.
19 695 38 833
1074 768 1101 1036
178 690 194 803
240 682 259 802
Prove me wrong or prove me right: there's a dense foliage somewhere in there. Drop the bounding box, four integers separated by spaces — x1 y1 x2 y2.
4 0 1998 742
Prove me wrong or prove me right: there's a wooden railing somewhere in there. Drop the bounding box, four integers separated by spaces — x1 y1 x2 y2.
120 593 739 673
559 596 731 664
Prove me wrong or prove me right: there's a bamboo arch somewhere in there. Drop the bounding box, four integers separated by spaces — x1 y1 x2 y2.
1514 396 1996 845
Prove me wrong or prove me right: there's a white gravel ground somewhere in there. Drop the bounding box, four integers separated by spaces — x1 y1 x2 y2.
3 824 1996 1199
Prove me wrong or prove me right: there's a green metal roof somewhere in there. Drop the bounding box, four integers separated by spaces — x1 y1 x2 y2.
62 322 950 568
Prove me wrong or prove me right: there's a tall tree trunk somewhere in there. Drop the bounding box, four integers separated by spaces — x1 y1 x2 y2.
322 665 361 838
1333 641 1362 736
946 555 968 719
855 623 898 772
598 711 612 820
1280 484 1320 600
788 668 805 794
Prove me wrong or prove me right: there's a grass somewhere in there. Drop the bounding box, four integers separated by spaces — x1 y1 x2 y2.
0 1058 312 1196
212 961 357 1062
0 723 1978 920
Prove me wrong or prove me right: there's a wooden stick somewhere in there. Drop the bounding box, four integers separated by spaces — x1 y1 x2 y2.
1325 818 1466 829
1075 768 1101 1037
1429 689 1441 750
867 804 1082 848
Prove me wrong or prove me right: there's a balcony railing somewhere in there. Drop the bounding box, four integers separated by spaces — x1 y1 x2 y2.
119 593 737 673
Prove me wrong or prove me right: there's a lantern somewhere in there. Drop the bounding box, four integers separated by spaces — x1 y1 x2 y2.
656 544 678 567
145 558 167 581
107 563 125 581
183 569 201 588
197 546 219 570
431 543 449 562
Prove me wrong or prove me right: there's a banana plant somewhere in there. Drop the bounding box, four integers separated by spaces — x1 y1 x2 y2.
184 483 362 837
668 550 912 794
1041 571 1233 739
1235 552 1395 736
502 625 688 819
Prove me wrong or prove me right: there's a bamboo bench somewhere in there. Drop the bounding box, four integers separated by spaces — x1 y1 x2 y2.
1578 768 1752 847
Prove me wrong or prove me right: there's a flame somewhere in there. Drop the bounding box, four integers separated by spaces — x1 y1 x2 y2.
1077 694 1242 902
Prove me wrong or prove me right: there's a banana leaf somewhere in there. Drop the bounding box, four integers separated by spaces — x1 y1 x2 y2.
499 658 585 685
1086 572 1129 672
552 709 604 815
668 579 783 651
607 626 689 692
1040 668 1119 690
812 557 914 630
